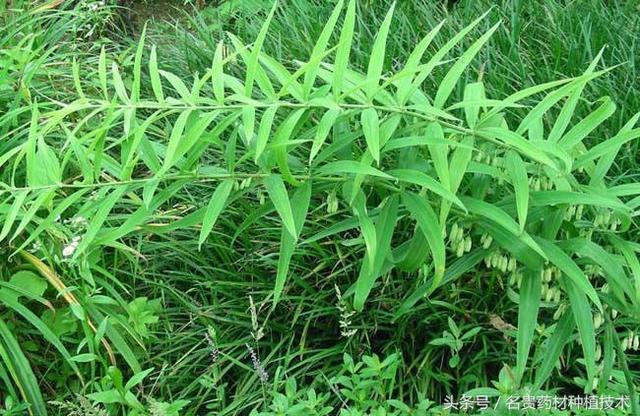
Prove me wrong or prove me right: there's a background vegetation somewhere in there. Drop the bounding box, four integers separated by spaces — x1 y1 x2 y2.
1 0 639 415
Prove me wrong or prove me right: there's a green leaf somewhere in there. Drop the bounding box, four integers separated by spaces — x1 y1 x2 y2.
426 123 450 189
0 317 47 416
255 106 277 162
245 1 277 98
547 49 603 143
263 174 297 238
72 187 128 260
212 40 225 103
403 192 445 292
149 45 165 103
462 82 485 128
352 191 377 271
159 70 193 103
561 238 633 307
364 2 395 98
316 160 392 179
575 128 640 170
112 62 129 103
434 22 499 108
27 136 61 187
274 181 312 305
125 367 154 391
333 0 356 98
303 0 344 97
161 109 193 173
529 190 626 212
405 11 490 105
131 25 146 102
559 97 615 150
533 310 575 390
389 169 465 210
534 237 602 312
361 108 381 162
561 276 597 390
516 269 541 382
99 46 108 100
310 108 340 163
353 195 398 311
198 179 234 249
0 190 28 242
461 196 546 260
505 151 529 231
395 20 444 104
272 108 306 185
476 127 558 170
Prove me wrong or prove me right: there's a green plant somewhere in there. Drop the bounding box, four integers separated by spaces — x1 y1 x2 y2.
429 317 481 369
1 0 640 414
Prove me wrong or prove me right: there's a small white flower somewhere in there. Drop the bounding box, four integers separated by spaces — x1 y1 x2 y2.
62 236 81 258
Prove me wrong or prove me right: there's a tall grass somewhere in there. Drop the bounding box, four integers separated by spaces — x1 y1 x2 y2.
0 1 639 415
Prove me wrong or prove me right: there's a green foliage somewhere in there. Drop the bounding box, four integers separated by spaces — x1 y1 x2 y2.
1 0 639 415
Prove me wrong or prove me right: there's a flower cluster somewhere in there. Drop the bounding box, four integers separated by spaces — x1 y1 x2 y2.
62 236 81 258
621 330 640 351
335 284 357 338
246 344 269 383
448 223 472 257
484 249 517 274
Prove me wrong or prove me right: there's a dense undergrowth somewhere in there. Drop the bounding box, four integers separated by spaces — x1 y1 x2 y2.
1 0 640 415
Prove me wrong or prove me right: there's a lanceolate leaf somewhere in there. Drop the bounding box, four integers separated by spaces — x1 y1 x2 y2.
505 151 529 231
212 40 225 103
245 1 277 98
161 109 194 173
255 106 278 162
433 22 499 108
149 45 164 103
533 310 576 391
361 108 381 162
516 269 541 382
390 169 465 210
263 174 297 238
364 2 395 99
403 192 445 292
534 237 602 312
274 181 312 305
198 179 235 249
461 197 546 260
559 97 615 150
352 191 377 272
426 123 450 189
353 195 398 311
333 0 356 98
310 108 341 162
316 160 392 179
0 317 47 416
561 276 597 390
303 0 344 97
72 187 128 260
